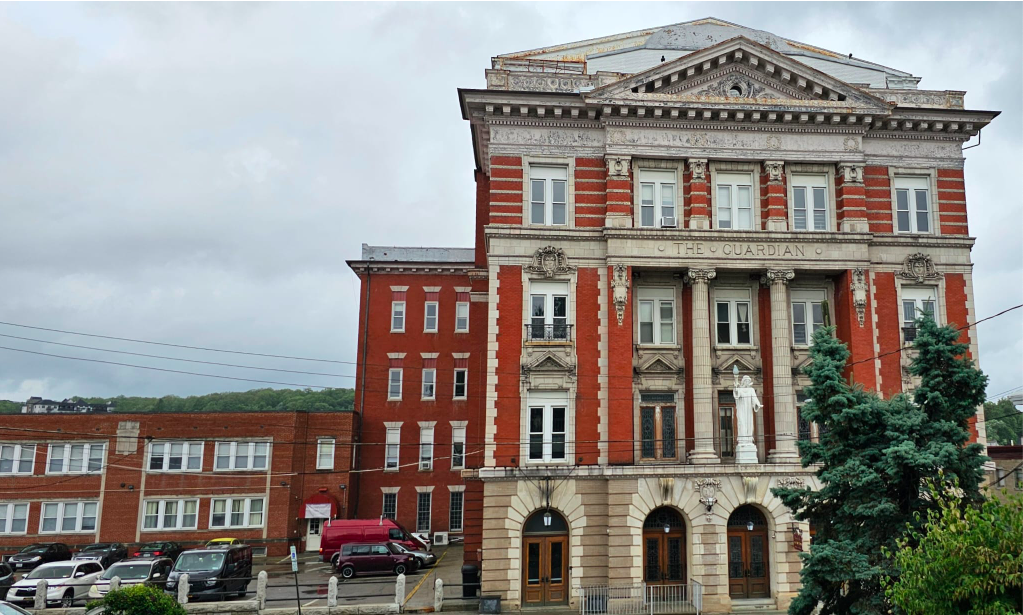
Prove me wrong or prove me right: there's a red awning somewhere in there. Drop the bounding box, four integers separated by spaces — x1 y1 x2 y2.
299 491 339 519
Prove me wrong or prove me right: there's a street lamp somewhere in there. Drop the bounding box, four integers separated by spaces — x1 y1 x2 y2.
543 511 552 527
747 520 755 532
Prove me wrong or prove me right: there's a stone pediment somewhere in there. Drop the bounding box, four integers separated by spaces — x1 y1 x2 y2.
523 352 573 374
716 354 758 374
637 354 681 374
587 36 890 112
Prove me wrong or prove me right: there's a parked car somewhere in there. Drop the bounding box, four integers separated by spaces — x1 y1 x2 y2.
0 601 31 615
8 560 104 608
0 563 14 600
165 545 252 601
319 519 427 565
391 543 436 568
333 543 416 579
6 544 72 572
73 543 128 568
131 542 182 561
87 557 173 600
411 533 432 551
204 538 242 547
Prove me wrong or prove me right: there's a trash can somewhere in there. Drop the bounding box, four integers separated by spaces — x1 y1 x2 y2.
479 595 501 614
461 564 480 598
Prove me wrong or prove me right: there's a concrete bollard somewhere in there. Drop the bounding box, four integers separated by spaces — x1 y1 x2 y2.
257 570 268 610
395 573 406 605
34 580 47 610
327 576 338 607
435 577 444 612
110 576 121 593
177 573 189 605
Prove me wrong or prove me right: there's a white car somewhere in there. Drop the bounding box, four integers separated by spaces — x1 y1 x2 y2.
8 560 104 608
87 558 173 600
411 532 432 551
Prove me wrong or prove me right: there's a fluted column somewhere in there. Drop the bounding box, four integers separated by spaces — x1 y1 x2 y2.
763 269 799 463
687 268 718 463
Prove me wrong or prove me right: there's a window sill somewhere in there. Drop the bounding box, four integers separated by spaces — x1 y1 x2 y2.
387 398 402 402
141 527 199 533
452 397 467 401
390 330 405 334
715 345 757 351
524 340 572 347
384 468 399 473
636 344 681 350
421 398 436 402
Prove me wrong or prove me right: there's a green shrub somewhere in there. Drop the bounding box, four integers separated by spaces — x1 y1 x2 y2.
92 584 185 615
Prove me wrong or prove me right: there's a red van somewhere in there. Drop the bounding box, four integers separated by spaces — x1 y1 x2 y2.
318 519 427 565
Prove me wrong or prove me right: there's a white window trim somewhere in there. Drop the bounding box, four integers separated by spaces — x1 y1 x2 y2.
527 280 571 342
636 169 679 229
522 391 572 465
209 497 266 529
713 287 755 348
381 491 398 520
0 443 35 475
148 441 205 473
790 289 828 347
388 368 403 401
415 489 432 533
391 301 406 333
448 489 465 533
423 301 439 333
889 168 938 235
899 285 941 344
45 443 105 475
316 439 335 471
213 441 271 472
787 168 835 232
710 163 761 231
631 159 686 228
0 502 29 535
39 501 98 534
422 368 436 401
453 368 468 400
636 287 677 346
455 302 470 333
141 498 200 532
418 422 435 471
523 157 575 229
384 423 402 472
450 421 467 471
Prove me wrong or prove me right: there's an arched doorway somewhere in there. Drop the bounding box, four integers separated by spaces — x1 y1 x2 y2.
522 510 568 607
727 505 769 599
642 507 686 584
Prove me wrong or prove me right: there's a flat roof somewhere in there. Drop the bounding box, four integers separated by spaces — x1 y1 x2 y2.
358 243 474 263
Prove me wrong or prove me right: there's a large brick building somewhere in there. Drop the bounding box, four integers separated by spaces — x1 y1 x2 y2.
349 18 998 612
0 407 357 557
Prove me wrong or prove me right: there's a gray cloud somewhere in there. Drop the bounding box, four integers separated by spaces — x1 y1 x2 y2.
0 2 1019 402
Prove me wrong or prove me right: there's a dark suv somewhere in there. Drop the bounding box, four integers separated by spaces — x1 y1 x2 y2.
334 543 416 579
73 542 128 568
131 541 182 562
7 543 72 571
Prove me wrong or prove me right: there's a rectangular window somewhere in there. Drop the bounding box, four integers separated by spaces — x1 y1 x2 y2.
388 369 403 400
419 425 434 471
719 404 735 458
141 499 199 531
210 498 265 529
902 287 938 342
792 175 829 231
391 301 406 332
0 444 35 475
316 439 335 470
529 281 569 341
449 491 464 532
453 369 467 399
529 166 568 226
213 441 270 471
382 493 397 520
424 301 438 332
638 170 677 228
715 290 752 346
451 425 466 470
716 173 754 230
40 501 98 533
791 290 827 346
1014 468 1022 490
148 441 203 472
385 427 400 471
527 397 567 463
637 290 675 345
894 176 931 233
455 302 469 332
0 503 29 534
416 492 432 533
46 443 104 474
422 369 436 400
639 394 678 461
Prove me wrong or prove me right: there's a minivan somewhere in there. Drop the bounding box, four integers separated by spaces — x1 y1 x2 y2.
319 519 426 566
165 545 252 601
333 543 415 579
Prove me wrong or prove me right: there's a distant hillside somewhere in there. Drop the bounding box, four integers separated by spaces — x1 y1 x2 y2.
2 388 355 414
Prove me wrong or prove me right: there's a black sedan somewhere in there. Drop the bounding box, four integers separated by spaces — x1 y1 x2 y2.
73 543 128 568
130 542 182 562
6 544 72 572
0 563 14 600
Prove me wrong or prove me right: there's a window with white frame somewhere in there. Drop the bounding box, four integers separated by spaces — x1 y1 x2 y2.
424 301 438 333
637 289 675 345
791 174 829 231
791 289 827 346
214 441 269 471
715 289 753 346
388 369 403 400
527 392 568 463
894 176 932 234
529 166 568 226
455 302 469 332
716 172 755 230
0 503 28 534
316 439 335 470
638 169 677 228
142 499 199 530
385 426 401 471
529 281 569 341
453 369 467 399
416 491 432 532
0 444 35 475
902 287 938 342
382 493 397 520
46 443 104 474
210 497 265 529
422 369 436 400
40 501 97 533
451 424 466 470
391 302 406 332
419 424 434 471
149 441 203 472
449 490 464 532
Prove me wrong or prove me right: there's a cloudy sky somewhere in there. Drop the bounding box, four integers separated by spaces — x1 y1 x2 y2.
0 2 1020 404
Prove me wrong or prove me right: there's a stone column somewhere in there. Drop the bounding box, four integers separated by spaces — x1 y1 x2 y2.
836 163 868 233
763 161 787 230
763 269 799 463
687 268 719 463
687 159 710 229
605 155 633 228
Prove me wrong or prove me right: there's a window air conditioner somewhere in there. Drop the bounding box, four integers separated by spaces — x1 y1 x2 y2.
660 216 677 228
420 460 432 471
433 532 449 546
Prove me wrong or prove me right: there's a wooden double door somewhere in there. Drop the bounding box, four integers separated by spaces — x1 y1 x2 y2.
523 536 568 606
643 532 686 584
727 529 769 599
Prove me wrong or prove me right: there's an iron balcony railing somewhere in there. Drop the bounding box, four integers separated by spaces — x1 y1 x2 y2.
525 323 573 342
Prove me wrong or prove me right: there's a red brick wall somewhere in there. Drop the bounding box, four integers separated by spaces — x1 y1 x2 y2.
873 272 904 398
607 265 634 464
760 164 787 230
475 170 490 269
688 169 709 224
757 286 776 452
494 266 523 466
606 167 633 219
833 270 878 392
937 168 969 236
575 268 601 465
575 158 606 227
489 156 523 225
835 171 867 229
864 166 894 233
943 273 979 441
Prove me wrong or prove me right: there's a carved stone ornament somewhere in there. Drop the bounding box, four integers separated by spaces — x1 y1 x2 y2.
776 477 806 490
837 162 865 185
851 268 868 327
659 477 675 504
687 159 708 181
525 246 575 279
606 156 631 180
691 73 772 100
764 161 784 183
898 253 940 284
611 264 630 326
742 476 759 503
760 269 795 286
695 478 721 521
686 268 717 285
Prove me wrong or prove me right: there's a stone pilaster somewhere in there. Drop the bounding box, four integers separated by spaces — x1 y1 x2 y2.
762 269 799 463
687 159 710 229
836 162 868 232
605 155 633 228
762 161 787 231
687 267 719 463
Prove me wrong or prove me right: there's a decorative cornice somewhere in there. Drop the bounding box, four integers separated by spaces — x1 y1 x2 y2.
776 477 806 490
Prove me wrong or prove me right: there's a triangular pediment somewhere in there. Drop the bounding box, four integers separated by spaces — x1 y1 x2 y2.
638 355 680 373
587 36 890 111
719 354 758 374
524 352 572 372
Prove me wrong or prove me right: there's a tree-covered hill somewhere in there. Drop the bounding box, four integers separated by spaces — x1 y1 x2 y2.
0 388 355 414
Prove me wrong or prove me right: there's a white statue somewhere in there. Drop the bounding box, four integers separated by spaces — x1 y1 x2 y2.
733 368 763 464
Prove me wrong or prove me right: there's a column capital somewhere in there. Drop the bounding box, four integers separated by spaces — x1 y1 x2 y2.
606 155 632 180
760 269 795 286
687 158 708 181
837 162 865 185
764 160 785 184
686 268 717 285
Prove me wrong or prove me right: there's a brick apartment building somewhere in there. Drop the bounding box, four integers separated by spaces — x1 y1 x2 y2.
348 17 999 613
0 407 357 557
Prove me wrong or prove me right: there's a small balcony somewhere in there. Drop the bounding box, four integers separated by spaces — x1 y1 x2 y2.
525 323 573 343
